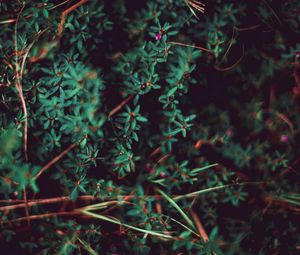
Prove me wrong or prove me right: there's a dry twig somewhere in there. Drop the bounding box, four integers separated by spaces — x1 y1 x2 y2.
108 94 135 118
34 143 78 180
56 0 89 39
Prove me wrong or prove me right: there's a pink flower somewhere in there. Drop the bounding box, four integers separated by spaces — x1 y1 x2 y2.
155 33 162 40
280 134 289 143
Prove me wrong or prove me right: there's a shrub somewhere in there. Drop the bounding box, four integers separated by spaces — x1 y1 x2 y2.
0 0 300 254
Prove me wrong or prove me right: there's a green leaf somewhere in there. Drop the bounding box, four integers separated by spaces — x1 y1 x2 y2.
70 187 79 201
167 87 177 97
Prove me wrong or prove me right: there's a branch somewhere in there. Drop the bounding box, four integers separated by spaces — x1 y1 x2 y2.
8 211 79 223
34 143 78 180
108 94 135 118
167 41 212 54
214 45 245 72
0 182 261 212
23 186 30 226
0 195 96 211
189 209 209 242
56 0 89 39
14 3 28 161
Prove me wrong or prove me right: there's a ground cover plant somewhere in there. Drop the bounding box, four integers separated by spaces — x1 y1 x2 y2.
0 0 300 254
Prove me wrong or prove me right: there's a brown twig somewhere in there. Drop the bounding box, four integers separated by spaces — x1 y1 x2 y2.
189 209 209 242
14 3 28 161
0 199 25 203
20 29 48 81
293 63 300 87
23 186 30 226
16 82 28 161
261 108 294 134
48 0 73 10
0 183 262 212
194 139 203 149
156 202 162 214
34 143 78 180
0 82 11 87
150 146 161 158
29 1 88 63
108 94 135 118
167 41 212 54
8 211 79 223
214 45 245 72
56 0 89 39
14 28 48 162
0 194 178 212
0 195 96 211
0 14 33 25
234 24 261 32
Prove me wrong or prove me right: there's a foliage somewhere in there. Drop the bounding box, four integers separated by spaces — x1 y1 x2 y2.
0 0 300 254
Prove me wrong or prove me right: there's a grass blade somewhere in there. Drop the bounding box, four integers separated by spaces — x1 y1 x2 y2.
157 188 196 231
174 184 231 200
80 210 174 239
191 163 218 175
76 237 98 255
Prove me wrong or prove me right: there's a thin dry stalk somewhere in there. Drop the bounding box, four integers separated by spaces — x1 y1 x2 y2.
9 211 79 223
23 186 30 226
34 143 78 180
108 94 135 118
214 45 245 71
14 3 28 161
167 41 212 54
190 209 209 242
0 195 96 212
57 0 89 39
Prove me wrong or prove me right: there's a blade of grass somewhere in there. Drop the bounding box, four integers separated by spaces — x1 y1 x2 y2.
78 200 121 211
190 163 218 175
79 210 174 239
76 237 98 255
0 19 16 24
174 182 264 201
168 216 201 238
278 197 300 206
157 188 196 231
283 193 300 200
174 184 231 201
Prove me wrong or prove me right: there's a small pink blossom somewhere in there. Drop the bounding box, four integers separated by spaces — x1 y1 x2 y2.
145 163 155 174
226 128 233 137
155 33 162 40
159 172 167 178
280 134 289 143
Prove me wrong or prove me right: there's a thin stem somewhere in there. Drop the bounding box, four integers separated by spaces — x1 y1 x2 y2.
214 45 245 71
23 186 30 226
0 195 96 211
190 209 209 242
57 0 89 39
8 211 79 223
167 41 212 54
0 182 264 212
34 143 78 180
108 94 134 118
14 3 28 161
48 0 73 10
